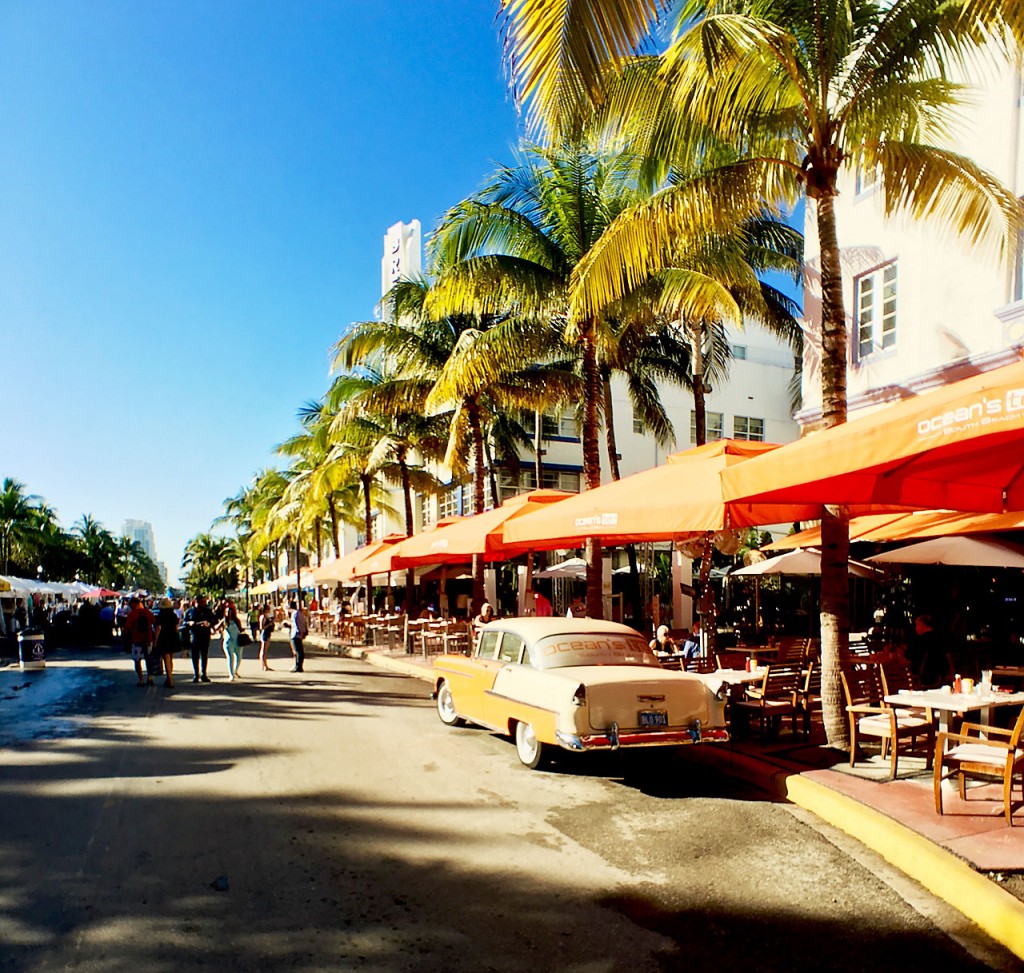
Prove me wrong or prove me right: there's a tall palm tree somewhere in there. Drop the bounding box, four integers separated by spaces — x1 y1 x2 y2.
0 478 44 575
182 533 235 596
428 145 661 616
498 0 1023 746
74 515 116 586
337 277 573 607
326 367 448 538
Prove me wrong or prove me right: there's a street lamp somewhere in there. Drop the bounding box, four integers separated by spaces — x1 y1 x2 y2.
36 564 43 583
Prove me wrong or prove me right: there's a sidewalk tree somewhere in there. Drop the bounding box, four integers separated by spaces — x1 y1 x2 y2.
499 0 1023 748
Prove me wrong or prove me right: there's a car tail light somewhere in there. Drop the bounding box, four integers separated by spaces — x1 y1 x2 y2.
572 683 587 706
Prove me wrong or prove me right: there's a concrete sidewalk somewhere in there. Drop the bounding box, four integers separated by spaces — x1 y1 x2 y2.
307 631 1024 962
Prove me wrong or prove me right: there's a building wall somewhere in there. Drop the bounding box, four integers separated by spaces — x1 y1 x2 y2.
799 55 1024 424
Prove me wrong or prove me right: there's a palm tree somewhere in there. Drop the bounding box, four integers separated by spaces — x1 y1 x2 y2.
498 0 1024 746
182 533 235 596
0 479 44 575
337 277 573 608
427 145 661 616
326 368 448 538
74 515 117 586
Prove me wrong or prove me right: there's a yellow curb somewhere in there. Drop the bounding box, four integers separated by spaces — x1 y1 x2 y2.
785 774 1024 961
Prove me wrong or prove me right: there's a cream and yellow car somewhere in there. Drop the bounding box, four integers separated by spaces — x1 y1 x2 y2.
432 617 729 768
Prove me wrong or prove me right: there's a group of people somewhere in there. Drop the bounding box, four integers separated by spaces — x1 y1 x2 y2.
123 595 310 686
649 621 702 662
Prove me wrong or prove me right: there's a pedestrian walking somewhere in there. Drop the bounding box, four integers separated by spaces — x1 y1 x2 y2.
258 603 274 671
124 595 156 685
188 594 216 682
217 602 246 681
152 597 180 688
287 599 308 672
247 602 260 641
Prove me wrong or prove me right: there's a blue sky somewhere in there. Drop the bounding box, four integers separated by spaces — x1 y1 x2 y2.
0 1 524 583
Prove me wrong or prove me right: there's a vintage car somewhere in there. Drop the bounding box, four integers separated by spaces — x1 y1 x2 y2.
432 617 729 768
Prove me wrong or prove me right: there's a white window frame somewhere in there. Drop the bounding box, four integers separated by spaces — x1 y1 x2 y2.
691 410 724 443
733 416 765 441
854 261 898 361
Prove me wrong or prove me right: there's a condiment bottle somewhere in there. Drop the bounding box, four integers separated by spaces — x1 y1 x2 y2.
954 673 962 693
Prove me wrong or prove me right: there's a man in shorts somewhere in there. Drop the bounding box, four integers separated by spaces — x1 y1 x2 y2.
124 596 156 686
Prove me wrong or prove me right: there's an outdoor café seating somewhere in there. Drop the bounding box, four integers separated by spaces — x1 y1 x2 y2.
933 704 1024 824
731 663 802 739
795 662 822 739
841 663 933 780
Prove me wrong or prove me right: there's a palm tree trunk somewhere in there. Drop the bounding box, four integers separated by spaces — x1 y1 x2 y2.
295 538 302 606
602 368 642 626
817 192 851 750
399 453 414 535
582 323 604 618
314 518 322 564
362 474 373 543
689 322 717 653
484 439 499 510
398 452 417 614
534 409 544 487
328 497 340 559
467 399 487 611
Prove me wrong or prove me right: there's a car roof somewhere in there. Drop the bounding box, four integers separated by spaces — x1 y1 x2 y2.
482 617 644 641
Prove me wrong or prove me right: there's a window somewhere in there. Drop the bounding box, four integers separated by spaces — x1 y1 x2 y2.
520 470 581 493
855 262 898 360
632 414 645 434
438 486 461 520
856 163 879 195
497 633 525 664
690 410 724 443
476 630 500 660
542 410 578 440
733 416 765 441
731 344 747 360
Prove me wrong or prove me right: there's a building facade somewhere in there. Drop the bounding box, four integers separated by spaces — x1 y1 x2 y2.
798 57 1024 426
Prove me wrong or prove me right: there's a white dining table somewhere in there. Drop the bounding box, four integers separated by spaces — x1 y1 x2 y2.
884 688 1024 739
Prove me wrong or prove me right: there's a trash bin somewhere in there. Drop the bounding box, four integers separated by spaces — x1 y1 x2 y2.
18 630 46 670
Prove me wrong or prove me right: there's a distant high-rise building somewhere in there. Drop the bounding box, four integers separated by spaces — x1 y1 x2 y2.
381 219 422 303
122 519 158 562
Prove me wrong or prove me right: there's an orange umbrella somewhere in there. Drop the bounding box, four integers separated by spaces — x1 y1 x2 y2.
380 516 469 568
314 534 407 582
501 440 828 551
765 513 918 550
393 490 573 566
722 360 1024 514
349 534 410 578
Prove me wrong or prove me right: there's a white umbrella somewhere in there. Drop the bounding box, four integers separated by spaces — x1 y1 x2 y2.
533 557 588 580
732 548 882 579
866 535 1024 568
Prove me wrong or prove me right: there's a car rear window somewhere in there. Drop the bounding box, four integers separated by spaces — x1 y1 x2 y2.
531 634 661 670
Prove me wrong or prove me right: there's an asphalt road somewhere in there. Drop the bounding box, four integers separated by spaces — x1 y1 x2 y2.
0 644 1016 972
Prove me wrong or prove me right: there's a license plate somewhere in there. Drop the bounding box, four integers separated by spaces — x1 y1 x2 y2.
639 710 668 727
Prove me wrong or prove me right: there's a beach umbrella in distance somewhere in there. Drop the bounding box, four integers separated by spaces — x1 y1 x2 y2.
866 535 1024 568
732 549 882 579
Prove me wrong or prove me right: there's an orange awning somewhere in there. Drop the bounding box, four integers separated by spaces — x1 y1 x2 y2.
349 534 409 577
393 490 573 566
314 534 407 582
501 440 828 551
723 360 1024 514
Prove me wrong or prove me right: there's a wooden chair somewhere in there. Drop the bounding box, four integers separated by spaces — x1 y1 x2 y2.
732 664 803 739
841 663 933 780
684 654 717 674
775 637 807 665
658 656 682 671
796 662 822 739
933 705 1024 824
